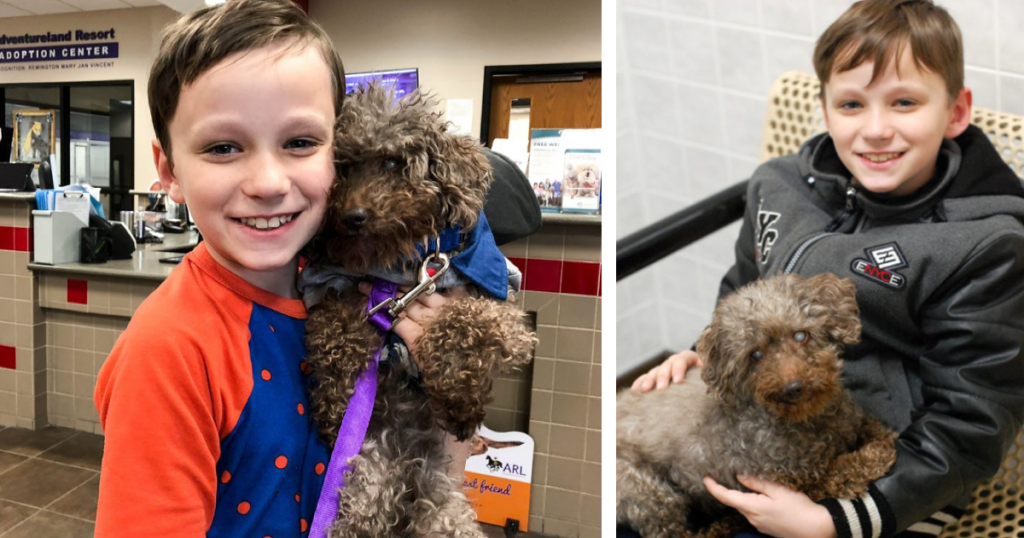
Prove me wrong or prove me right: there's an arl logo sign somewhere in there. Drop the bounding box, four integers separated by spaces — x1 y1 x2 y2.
851 242 908 289
755 200 781 264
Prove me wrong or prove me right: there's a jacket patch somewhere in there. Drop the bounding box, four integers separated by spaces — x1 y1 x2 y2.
755 200 781 264
851 242 908 289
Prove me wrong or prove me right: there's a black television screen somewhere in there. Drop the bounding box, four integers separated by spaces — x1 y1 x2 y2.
344 68 419 97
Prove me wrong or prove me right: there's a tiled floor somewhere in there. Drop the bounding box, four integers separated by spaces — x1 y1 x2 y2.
0 426 101 538
0 426 541 538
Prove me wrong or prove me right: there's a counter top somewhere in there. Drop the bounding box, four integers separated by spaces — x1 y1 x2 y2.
26 212 598 280
28 230 199 281
0 192 37 201
541 212 601 226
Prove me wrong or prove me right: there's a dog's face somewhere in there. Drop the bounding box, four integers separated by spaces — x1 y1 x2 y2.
321 83 492 272
578 164 598 184
697 273 861 422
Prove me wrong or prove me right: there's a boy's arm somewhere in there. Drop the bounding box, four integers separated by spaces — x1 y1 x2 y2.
95 331 222 537
824 232 1024 537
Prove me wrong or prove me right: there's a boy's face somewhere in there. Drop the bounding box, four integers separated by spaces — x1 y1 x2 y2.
154 42 335 294
822 44 971 197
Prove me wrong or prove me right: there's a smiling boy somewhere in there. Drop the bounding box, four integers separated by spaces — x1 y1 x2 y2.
629 1 1024 538
93 2 343 536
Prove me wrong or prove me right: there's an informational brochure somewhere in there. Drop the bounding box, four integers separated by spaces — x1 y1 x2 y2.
527 128 601 214
491 138 529 174
562 149 601 213
528 129 564 212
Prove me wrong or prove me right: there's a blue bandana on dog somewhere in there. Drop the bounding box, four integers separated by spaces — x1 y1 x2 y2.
298 211 519 310
416 211 510 301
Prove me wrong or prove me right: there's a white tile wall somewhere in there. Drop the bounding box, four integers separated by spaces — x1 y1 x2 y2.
616 0 1024 372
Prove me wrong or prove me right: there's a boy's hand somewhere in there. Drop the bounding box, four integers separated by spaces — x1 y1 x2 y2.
357 282 469 366
703 476 838 538
630 349 703 393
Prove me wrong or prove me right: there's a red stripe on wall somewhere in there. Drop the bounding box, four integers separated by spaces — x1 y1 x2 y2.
562 261 601 296
0 345 14 370
13 227 29 252
0 226 30 252
67 279 88 305
515 257 602 297
524 259 562 293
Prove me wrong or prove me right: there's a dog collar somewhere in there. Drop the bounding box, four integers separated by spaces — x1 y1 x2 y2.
426 211 510 300
416 225 463 258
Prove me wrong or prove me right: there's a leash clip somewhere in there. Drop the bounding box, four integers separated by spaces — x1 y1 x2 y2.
367 239 451 320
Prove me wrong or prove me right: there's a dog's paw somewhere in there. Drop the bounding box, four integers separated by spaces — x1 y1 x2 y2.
422 296 536 369
416 296 535 440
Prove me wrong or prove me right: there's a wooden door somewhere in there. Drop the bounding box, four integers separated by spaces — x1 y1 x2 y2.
486 70 601 148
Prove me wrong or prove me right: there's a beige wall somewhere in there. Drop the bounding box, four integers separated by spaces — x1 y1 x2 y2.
0 6 179 191
311 0 602 138
2 1 601 188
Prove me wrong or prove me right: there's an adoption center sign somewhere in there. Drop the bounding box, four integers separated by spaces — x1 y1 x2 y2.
0 28 118 69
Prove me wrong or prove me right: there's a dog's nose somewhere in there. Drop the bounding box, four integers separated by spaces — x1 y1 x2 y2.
782 381 804 402
343 208 368 229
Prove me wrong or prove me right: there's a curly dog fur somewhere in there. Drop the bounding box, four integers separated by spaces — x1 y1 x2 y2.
616 273 897 538
304 83 536 537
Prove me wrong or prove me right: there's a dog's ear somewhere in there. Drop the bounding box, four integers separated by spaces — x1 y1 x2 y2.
805 273 861 344
697 322 740 406
425 123 491 229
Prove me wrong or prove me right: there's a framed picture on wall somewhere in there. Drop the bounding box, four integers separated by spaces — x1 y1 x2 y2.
12 109 56 166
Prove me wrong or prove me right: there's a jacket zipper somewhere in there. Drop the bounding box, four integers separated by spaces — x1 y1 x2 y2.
783 186 858 275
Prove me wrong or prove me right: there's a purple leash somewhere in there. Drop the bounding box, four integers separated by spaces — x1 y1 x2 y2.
309 278 399 538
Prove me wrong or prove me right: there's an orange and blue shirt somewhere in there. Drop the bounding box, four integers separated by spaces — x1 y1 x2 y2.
94 242 329 537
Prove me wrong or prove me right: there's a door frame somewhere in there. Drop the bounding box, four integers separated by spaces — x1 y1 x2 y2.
479 61 601 146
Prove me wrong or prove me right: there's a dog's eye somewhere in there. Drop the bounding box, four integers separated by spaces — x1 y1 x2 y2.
381 158 401 171
750 350 764 361
794 331 807 343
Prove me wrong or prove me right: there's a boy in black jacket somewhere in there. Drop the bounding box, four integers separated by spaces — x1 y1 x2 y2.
628 1 1024 537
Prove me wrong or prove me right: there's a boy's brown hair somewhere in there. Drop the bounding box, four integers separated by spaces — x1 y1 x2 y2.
813 0 963 102
148 0 344 165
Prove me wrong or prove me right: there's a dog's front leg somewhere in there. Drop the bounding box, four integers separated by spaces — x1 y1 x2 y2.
415 296 536 440
818 417 898 499
305 290 385 447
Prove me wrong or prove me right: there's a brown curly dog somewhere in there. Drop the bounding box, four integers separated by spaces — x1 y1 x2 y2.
617 273 897 538
302 83 535 538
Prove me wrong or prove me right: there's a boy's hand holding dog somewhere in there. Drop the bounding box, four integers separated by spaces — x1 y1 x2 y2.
630 349 703 392
355 281 469 364
704 476 838 538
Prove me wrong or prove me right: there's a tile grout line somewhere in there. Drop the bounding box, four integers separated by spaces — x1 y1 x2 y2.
0 430 100 536
0 507 46 538
40 471 100 520
0 453 33 477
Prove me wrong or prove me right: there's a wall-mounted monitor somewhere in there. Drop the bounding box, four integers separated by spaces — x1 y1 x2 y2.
344 68 419 98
